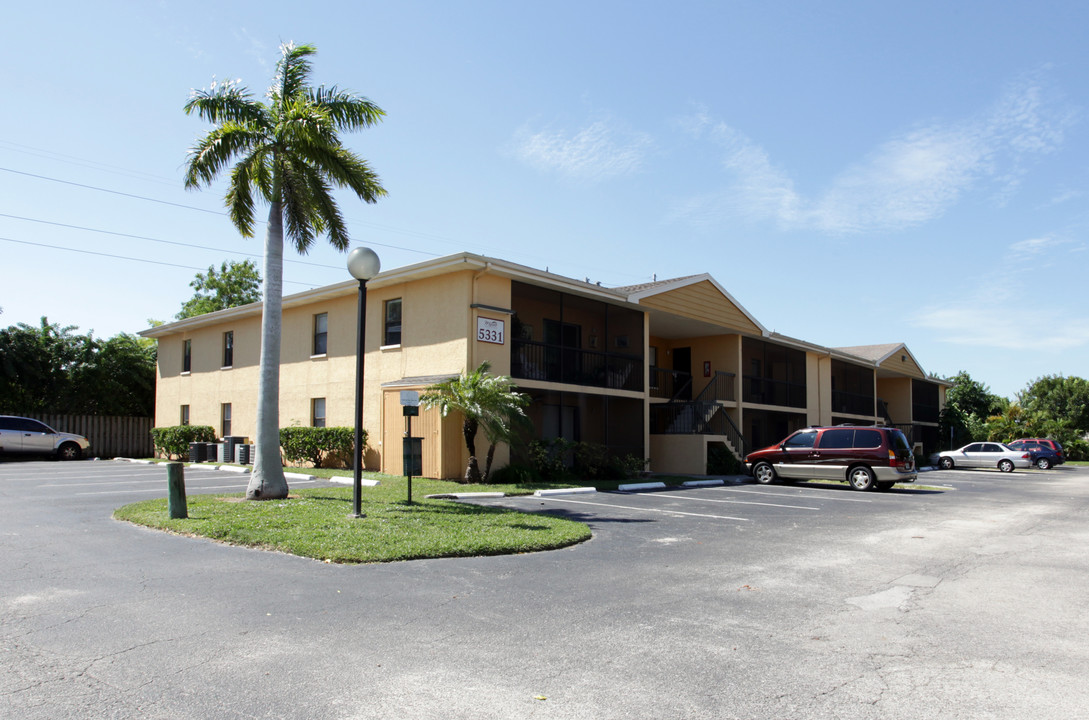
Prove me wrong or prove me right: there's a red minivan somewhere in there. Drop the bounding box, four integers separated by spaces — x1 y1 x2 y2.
745 425 917 491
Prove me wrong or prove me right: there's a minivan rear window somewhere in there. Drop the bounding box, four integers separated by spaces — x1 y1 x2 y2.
818 429 854 449
890 430 912 452
854 429 882 448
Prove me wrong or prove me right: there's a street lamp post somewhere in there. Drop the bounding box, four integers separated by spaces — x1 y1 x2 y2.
347 247 381 518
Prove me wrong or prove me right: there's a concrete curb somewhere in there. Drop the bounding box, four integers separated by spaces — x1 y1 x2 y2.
533 487 597 497
618 481 667 492
425 492 506 499
681 479 725 488
327 477 381 487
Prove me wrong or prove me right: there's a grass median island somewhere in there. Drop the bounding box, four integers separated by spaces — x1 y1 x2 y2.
114 476 592 564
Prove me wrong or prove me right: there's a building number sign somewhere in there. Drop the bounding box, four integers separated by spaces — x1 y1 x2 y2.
476 316 505 345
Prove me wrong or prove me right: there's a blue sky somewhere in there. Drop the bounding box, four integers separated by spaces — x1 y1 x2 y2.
2 0 1086 400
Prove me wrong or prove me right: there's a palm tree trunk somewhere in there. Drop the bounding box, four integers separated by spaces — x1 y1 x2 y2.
463 417 481 482
247 200 289 500
483 443 497 481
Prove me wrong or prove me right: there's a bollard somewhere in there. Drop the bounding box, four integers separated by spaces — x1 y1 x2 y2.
167 462 188 519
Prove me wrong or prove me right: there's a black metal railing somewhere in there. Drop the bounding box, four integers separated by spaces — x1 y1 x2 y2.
650 366 691 400
877 398 895 425
649 402 748 458
695 371 736 404
512 339 643 392
832 389 875 416
742 376 807 408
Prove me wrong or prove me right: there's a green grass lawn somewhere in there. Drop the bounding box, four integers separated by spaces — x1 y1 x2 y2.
114 475 591 564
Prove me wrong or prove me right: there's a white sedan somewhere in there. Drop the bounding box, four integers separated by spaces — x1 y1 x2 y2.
938 442 1032 473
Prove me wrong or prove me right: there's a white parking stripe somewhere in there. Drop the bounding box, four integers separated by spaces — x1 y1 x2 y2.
716 487 874 503
640 491 819 511
537 495 750 521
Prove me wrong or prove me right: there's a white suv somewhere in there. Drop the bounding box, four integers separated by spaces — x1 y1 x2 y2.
0 416 91 460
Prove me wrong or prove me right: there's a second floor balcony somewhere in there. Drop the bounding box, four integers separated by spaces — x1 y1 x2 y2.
512 339 642 392
743 375 806 408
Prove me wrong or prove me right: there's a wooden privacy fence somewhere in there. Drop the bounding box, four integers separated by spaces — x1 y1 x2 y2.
18 414 153 458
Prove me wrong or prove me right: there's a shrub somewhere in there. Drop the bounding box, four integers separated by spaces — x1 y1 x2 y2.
279 426 358 468
487 463 541 485
525 439 647 481
707 443 743 475
150 425 216 460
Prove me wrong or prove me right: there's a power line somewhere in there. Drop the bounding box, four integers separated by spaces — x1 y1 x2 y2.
0 212 339 270
0 236 323 288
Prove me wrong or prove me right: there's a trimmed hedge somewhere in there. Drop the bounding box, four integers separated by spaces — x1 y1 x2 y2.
279 426 360 468
150 425 216 460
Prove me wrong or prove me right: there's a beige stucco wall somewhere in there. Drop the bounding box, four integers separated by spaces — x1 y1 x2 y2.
650 434 707 474
878 377 912 423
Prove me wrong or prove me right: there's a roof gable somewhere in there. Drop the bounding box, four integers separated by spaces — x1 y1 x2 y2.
622 275 766 335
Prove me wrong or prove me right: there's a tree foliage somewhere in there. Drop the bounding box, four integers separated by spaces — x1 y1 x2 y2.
183 41 386 500
1019 375 1089 434
0 318 155 416
176 260 262 319
420 362 530 482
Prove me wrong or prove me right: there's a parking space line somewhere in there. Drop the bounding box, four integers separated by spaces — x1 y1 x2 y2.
715 487 874 503
537 495 750 521
637 491 819 511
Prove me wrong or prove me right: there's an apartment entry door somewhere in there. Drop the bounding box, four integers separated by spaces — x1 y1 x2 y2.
673 347 692 400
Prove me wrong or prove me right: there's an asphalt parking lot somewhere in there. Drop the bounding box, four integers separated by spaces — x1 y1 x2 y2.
3 459 1089 719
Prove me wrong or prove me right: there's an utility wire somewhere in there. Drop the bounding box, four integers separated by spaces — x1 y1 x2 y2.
0 236 322 289
0 212 339 269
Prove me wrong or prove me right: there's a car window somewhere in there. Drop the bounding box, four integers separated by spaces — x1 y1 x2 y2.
982 444 1003 452
11 418 50 433
1007 441 1023 450
964 443 983 452
0 417 15 431
890 430 912 452
854 429 882 449
817 429 854 449
1053 441 1064 451
783 430 817 449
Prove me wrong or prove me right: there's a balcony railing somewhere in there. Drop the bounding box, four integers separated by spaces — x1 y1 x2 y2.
831 389 876 416
742 376 806 408
512 339 643 392
650 367 691 400
650 402 748 458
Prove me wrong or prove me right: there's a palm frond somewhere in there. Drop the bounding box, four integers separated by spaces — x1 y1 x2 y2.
184 83 264 125
309 86 386 130
272 42 318 105
183 123 266 190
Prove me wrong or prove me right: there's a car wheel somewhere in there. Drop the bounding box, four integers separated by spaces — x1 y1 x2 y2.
752 462 777 485
1036 457 1052 470
876 481 895 492
998 459 1014 473
848 466 875 491
939 456 955 470
57 443 82 461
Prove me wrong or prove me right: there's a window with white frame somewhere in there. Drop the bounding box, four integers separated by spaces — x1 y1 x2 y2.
311 398 326 428
384 298 402 346
222 331 234 368
313 313 328 356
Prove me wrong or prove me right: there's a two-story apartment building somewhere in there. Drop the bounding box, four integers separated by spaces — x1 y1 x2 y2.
141 252 948 478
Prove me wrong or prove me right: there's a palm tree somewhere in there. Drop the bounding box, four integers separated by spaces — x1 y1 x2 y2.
184 42 386 500
420 362 530 483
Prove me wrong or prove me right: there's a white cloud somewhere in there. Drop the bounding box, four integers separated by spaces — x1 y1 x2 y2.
1008 236 1064 257
911 304 1089 351
509 119 652 184
671 71 1073 234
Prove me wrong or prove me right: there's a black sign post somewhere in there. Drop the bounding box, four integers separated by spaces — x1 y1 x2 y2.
403 405 421 504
